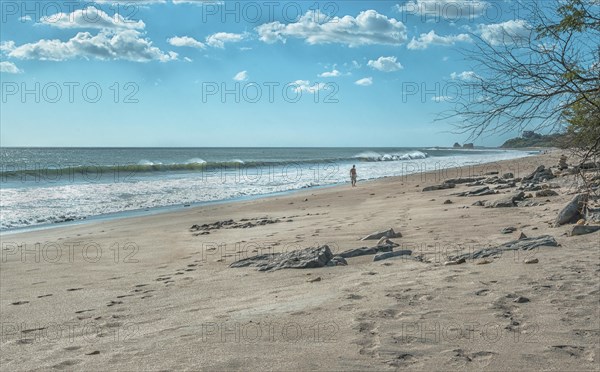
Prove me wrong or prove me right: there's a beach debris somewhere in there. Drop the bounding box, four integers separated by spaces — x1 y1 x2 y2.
454 186 496 197
190 217 285 234
536 189 559 197
361 228 402 241
329 256 348 266
524 258 539 264
338 245 395 259
307 276 322 283
443 177 486 185
373 250 413 261
448 235 559 262
558 155 568 170
570 225 600 236
523 165 555 183
229 245 333 272
555 194 588 226
513 296 530 303
516 200 544 207
444 257 466 266
501 227 517 234
422 183 455 192
518 232 528 240
485 192 525 208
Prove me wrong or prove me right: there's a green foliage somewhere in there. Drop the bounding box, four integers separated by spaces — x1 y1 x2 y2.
501 133 567 148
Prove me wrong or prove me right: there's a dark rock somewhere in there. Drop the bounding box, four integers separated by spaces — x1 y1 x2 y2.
443 199 453 204
523 165 555 183
454 186 496 197
513 296 530 303
338 245 395 258
361 228 402 240
554 194 588 226
570 225 600 236
373 250 412 261
444 177 486 185
422 183 456 192
472 200 486 206
485 192 525 208
448 235 559 261
463 143 475 149
524 258 538 264
453 142 461 148
536 189 559 197
501 227 517 234
331 256 348 266
503 173 514 179
516 200 544 207
229 245 334 272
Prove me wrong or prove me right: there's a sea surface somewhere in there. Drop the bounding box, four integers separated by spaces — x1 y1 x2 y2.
0 147 534 231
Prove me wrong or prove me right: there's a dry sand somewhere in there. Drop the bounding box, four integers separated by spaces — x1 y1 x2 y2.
1 151 599 371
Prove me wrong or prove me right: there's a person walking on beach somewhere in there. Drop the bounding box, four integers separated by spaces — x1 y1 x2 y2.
350 165 357 187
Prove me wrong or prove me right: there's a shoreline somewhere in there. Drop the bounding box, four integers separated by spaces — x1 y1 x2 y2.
3 149 599 371
1 151 535 236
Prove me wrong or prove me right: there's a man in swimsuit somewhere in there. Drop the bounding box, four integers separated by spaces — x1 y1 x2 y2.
350 165 357 187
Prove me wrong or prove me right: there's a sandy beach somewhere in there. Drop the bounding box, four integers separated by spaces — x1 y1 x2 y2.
1 151 599 371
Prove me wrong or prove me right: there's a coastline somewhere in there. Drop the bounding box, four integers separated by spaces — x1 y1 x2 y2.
1 149 534 236
2 149 599 371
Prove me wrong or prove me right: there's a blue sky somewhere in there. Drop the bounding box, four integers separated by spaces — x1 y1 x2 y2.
0 0 533 147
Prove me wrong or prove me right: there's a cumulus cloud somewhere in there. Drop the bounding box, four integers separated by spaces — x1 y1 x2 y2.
233 70 248 81
168 32 246 49
407 30 470 50
396 0 488 19
318 69 341 78
478 20 530 45
205 32 246 48
168 36 205 48
291 80 332 94
0 61 23 74
8 30 177 62
355 77 373 86
39 6 145 30
367 56 403 72
256 10 407 47
450 70 478 80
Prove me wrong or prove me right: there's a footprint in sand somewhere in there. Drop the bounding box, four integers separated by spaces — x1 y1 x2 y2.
11 301 29 305
107 300 123 307
75 309 94 314
37 294 53 298
66 288 83 292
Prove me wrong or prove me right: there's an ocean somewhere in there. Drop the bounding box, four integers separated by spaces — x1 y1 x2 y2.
0 147 533 231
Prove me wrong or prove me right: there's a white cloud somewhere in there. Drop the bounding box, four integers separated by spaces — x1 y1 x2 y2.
233 70 248 81
257 10 407 47
168 36 205 49
205 32 246 48
407 30 470 50
450 70 478 81
318 69 341 78
1 41 16 53
355 77 373 86
8 30 177 62
478 20 530 45
367 56 403 72
184 57 193 62
432 95 451 102
292 80 331 94
0 61 23 74
40 6 145 30
396 0 488 19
